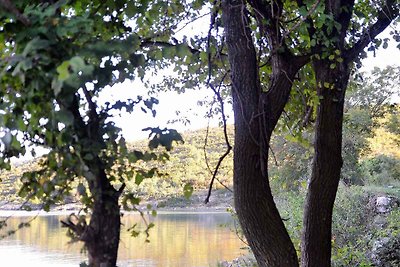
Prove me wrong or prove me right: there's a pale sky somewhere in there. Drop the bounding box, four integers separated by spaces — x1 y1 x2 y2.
108 28 400 142
8 22 400 163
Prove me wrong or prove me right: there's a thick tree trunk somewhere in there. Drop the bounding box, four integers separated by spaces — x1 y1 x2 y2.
301 60 350 267
85 189 121 267
233 120 299 267
222 1 307 266
79 160 122 267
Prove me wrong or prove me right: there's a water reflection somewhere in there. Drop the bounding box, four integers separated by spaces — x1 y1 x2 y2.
1 212 247 266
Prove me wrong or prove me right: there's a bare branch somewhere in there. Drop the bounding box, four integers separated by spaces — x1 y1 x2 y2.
204 2 233 203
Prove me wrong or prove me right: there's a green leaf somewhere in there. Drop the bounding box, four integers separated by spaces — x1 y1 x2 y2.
56 110 74 126
57 61 71 81
183 183 193 199
22 38 50 56
135 173 144 185
69 56 86 72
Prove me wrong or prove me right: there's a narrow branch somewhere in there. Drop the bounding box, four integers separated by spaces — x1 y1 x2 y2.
0 0 31 26
281 0 321 43
204 3 233 203
204 83 233 203
269 146 279 167
140 40 200 55
203 88 233 193
82 84 97 117
117 183 126 197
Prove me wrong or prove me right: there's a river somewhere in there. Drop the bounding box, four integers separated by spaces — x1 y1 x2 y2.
0 212 248 266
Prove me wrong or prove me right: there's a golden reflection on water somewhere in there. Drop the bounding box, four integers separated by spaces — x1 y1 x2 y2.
1 213 247 266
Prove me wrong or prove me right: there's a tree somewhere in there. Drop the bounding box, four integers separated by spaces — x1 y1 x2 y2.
0 1 196 265
341 66 400 185
220 0 399 266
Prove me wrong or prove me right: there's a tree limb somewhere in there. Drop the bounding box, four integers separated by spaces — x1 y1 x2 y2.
345 0 399 61
0 0 30 26
281 0 321 43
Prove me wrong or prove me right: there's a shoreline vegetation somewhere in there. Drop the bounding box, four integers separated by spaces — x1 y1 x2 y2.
1 122 399 265
0 188 234 216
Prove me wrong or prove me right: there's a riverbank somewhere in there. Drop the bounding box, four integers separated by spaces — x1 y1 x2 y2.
0 188 234 216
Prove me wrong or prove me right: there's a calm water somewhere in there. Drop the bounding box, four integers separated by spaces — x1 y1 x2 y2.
0 212 247 266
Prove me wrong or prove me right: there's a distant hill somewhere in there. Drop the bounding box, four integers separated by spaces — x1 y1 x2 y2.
0 126 235 207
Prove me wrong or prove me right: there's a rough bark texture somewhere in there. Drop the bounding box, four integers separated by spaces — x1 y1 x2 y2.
301 60 350 267
59 94 122 267
299 0 399 265
85 169 121 267
222 0 398 266
222 0 306 266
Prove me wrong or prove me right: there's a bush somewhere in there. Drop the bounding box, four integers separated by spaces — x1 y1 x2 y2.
361 155 400 186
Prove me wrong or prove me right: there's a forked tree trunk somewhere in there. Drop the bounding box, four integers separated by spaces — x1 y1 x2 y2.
59 95 123 267
222 0 307 266
222 0 397 266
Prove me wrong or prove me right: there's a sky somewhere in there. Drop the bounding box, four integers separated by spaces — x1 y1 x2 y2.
7 18 400 163
105 28 400 142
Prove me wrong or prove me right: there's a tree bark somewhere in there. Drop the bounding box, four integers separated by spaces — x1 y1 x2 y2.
59 94 122 267
86 187 121 267
82 156 122 266
223 0 397 266
222 0 307 266
301 60 350 267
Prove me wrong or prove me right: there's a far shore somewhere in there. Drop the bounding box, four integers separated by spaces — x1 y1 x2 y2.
0 208 230 217
0 189 234 217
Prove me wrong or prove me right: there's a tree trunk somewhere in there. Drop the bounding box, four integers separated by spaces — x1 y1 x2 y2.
301 60 350 267
222 0 307 266
233 121 299 267
79 159 122 267
85 189 121 267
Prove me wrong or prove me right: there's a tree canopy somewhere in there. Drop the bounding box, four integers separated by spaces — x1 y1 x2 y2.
0 0 399 266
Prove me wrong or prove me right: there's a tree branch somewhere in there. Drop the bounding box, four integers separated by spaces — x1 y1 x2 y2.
0 0 30 26
281 0 321 43
204 6 233 202
345 0 399 61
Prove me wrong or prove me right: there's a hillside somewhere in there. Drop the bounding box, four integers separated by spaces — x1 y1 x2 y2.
1 113 399 210
0 126 235 210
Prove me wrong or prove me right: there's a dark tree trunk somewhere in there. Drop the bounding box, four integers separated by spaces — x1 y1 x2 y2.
222 0 307 266
301 60 350 267
61 163 122 266
299 1 355 265
222 0 397 266
86 188 121 266
83 163 122 267
59 94 123 267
